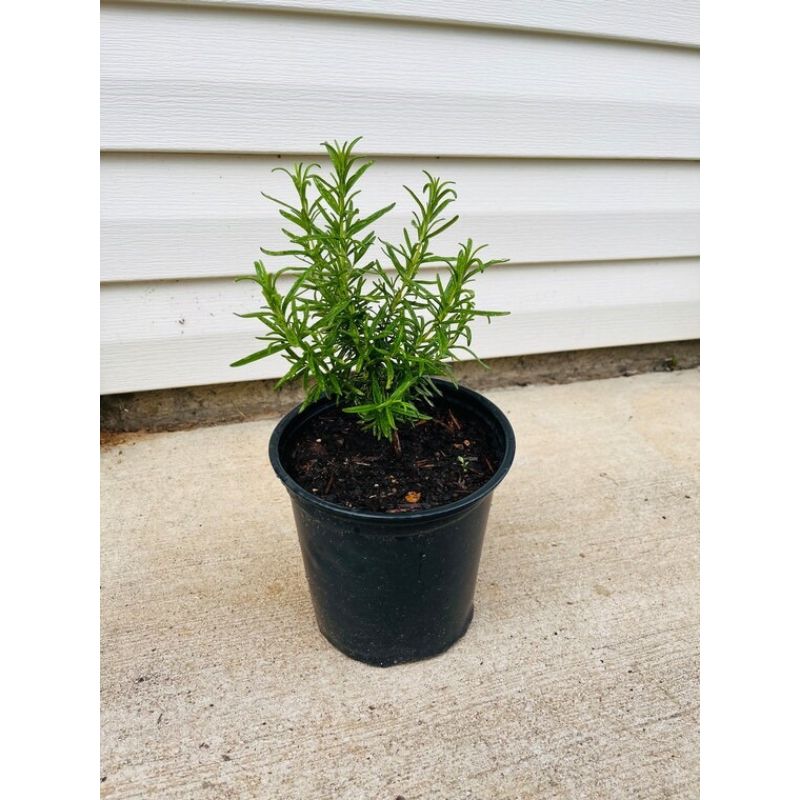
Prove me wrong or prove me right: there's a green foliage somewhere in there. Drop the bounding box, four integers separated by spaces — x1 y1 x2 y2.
232 138 508 440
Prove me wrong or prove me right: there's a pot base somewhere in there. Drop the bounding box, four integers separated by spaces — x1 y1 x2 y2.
317 605 475 668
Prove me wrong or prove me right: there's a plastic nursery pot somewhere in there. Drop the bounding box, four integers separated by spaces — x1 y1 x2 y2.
269 380 515 667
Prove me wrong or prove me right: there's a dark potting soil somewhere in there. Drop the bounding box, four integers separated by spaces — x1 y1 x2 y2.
285 399 503 513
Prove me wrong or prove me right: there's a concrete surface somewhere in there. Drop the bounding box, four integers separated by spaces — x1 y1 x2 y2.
100 370 699 800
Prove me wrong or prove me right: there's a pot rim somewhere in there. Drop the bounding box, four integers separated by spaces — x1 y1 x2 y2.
268 379 515 524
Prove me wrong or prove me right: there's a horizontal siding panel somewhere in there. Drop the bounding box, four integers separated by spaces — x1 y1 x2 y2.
101 5 699 157
101 155 699 281
107 1 700 48
100 258 700 393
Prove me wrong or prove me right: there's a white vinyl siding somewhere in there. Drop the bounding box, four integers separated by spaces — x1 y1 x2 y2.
100 1 699 394
103 0 700 49
101 4 698 158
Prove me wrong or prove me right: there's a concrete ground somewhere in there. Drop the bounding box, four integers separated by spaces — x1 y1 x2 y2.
101 370 699 800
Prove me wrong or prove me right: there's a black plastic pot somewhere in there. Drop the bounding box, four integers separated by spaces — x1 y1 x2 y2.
269 380 515 667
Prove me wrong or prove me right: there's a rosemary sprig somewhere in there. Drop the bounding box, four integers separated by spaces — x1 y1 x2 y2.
232 138 508 440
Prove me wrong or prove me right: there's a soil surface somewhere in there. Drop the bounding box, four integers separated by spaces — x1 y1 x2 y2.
285 400 502 513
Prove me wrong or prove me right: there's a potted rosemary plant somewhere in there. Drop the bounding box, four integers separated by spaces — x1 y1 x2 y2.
233 139 515 666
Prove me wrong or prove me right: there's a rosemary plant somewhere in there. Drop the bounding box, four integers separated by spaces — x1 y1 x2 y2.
232 138 508 442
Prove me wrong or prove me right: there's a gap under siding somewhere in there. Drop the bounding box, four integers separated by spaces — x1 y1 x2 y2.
100 340 699 435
